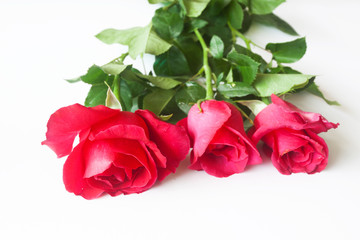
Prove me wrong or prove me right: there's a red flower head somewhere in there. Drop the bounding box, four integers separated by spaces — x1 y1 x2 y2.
251 94 339 175
42 104 190 199
179 100 261 177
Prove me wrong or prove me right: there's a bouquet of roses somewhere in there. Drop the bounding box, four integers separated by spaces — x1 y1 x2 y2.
42 0 339 199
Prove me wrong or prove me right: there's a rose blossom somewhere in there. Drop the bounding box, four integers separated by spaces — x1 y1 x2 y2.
42 104 190 199
250 94 339 175
179 100 261 177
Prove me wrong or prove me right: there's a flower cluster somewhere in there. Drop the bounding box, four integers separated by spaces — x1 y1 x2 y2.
43 95 338 199
43 0 339 199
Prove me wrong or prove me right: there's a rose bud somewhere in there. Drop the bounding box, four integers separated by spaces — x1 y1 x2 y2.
179 100 261 177
250 94 339 175
42 104 190 199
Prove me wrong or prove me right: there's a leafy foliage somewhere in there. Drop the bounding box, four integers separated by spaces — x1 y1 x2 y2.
70 0 337 121
96 24 171 59
266 37 307 63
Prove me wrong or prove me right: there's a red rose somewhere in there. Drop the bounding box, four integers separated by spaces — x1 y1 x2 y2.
179 100 261 177
42 104 190 199
251 94 339 175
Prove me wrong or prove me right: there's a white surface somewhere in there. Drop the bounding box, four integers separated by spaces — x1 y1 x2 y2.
1 0 359 239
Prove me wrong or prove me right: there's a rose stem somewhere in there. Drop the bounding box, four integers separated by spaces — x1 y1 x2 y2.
194 29 214 100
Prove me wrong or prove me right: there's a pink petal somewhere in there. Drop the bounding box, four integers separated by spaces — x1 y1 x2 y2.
81 181 105 200
270 94 339 133
83 140 116 178
188 151 202 170
135 110 190 178
42 104 120 158
63 141 86 195
199 153 247 177
131 168 151 188
113 154 142 170
251 103 307 144
252 95 338 144
89 111 149 140
226 126 262 165
268 129 309 157
187 100 231 158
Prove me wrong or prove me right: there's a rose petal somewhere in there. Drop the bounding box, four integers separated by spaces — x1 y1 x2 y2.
266 129 309 157
89 112 149 140
113 154 142 170
270 94 339 133
187 100 231 158
80 184 104 200
251 103 307 144
135 110 190 179
188 151 202 170
131 168 151 188
42 104 120 158
252 95 338 144
83 140 116 178
199 153 247 177
63 141 86 195
226 126 262 165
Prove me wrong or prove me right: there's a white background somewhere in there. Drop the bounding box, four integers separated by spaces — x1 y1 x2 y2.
1 0 360 239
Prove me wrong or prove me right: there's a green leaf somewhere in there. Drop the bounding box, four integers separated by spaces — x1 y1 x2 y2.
105 86 122 110
121 69 148 96
179 0 211 17
234 44 267 73
81 65 108 85
143 88 176 115
216 72 224 87
65 77 81 83
176 37 203 74
101 63 128 75
148 0 168 3
175 82 206 114
85 84 108 107
152 9 184 40
269 66 301 74
306 82 340 106
227 0 244 29
119 79 134 111
236 100 267 115
218 82 258 98
154 46 192 76
209 35 224 59
96 24 171 59
253 74 314 97
266 37 307 63
186 19 208 33
250 0 285 15
253 13 298 36
227 51 260 84
210 58 231 78
136 74 182 89
226 68 234 83
204 0 232 16
237 0 249 6
205 22 232 50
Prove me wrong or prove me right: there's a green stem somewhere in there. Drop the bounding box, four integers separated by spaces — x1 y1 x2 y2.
194 29 213 100
187 66 204 82
119 52 129 63
228 22 273 54
110 52 129 64
228 22 251 50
